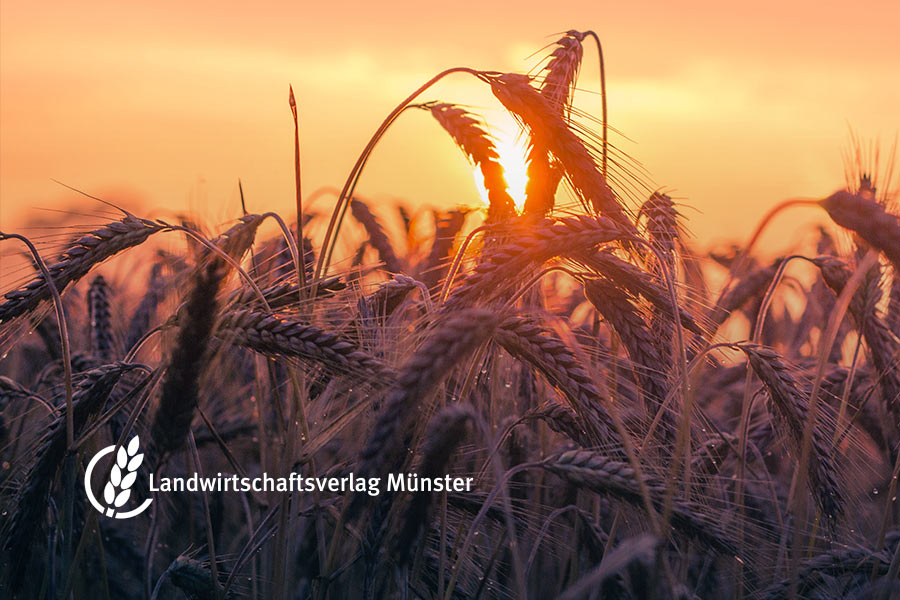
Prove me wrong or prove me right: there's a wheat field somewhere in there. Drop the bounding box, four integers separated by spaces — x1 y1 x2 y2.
1 30 899 600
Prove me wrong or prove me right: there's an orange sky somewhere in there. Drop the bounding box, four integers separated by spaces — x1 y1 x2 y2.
1 0 898 252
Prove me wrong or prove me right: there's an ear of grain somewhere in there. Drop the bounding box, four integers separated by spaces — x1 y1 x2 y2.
523 147 564 216
710 257 785 328
488 73 637 240
443 215 625 311
425 103 516 221
149 215 266 460
215 308 395 381
639 191 681 354
639 192 680 270
819 366 892 454
822 189 900 270
0 216 165 324
348 309 499 518
169 556 226 600
577 248 702 334
524 31 585 215
392 403 475 566
541 450 744 558
539 31 585 110
494 315 621 448
350 198 405 273
87 275 115 361
211 214 264 260
524 402 595 447
150 258 226 461
225 276 345 311
738 343 844 524
759 536 898 600
583 277 674 437
814 256 900 423
360 275 420 324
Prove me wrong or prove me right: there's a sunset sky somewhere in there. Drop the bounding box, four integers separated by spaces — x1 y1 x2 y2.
1 0 898 251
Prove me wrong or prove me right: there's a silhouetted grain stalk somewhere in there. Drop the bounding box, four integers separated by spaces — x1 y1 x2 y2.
737 343 845 523
0 216 167 324
420 102 516 221
349 198 405 273
494 315 620 446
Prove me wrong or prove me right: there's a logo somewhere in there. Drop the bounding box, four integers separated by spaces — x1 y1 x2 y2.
84 435 152 519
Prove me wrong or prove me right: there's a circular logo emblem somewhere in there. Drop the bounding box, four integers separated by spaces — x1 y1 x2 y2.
84 435 152 519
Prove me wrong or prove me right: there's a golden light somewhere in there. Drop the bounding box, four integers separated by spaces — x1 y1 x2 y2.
472 133 530 213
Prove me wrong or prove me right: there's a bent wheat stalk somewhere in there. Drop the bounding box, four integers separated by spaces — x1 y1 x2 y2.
422 103 516 221
737 343 844 523
216 308 395 381
0 216 166 324
540 450 743 558
313 67 484 289
821 189 900 270
487 73 636 238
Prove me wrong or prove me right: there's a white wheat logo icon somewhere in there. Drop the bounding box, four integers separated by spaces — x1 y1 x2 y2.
102 436 143 517
84 435 153 519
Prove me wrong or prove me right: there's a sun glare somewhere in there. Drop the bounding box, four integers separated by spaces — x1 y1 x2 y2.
472 134 530 213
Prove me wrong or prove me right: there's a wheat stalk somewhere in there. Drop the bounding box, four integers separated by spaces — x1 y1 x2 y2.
494 315 621 447
583 277 674 434
540 450 744 558
0 215 166 324
423 103 516 221
821 189 900 270
488 73 637 239
348 309 500 519
442 215 626 311
88 275 115 360
814 255 900 425
216 308 395 381
737 343 844 523
350 198 405 273
575 247 703 334
525 31 585 215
